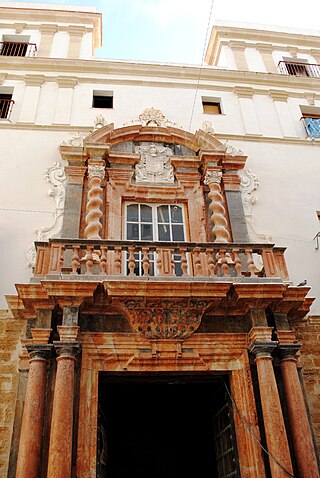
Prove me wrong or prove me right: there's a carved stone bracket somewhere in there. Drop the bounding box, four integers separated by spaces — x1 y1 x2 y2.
26 161 67 268
116 298 211 339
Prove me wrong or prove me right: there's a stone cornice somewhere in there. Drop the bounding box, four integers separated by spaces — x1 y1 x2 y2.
206 26 320 64
2 57 320 93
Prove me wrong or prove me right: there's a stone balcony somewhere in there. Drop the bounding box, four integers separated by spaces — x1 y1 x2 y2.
33 238 289 283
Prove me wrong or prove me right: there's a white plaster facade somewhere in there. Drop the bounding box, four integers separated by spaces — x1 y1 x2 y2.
0 3 320 313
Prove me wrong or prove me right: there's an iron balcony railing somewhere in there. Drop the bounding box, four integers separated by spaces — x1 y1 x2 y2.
34 239 289 281
0 42 37 57
0 98 14 120
278 61 320 78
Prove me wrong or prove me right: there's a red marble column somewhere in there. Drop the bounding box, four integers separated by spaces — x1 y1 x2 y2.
279 345 320 478
250 343 293 478
16 345 52 478
47 344 79 478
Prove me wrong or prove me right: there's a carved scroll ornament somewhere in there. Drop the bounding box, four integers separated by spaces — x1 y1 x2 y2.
26 161 66 267
117 298 210 339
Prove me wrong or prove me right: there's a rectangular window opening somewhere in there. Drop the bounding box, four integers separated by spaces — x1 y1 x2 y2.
0 93 13 119
202 97 222 115
92 90 113 108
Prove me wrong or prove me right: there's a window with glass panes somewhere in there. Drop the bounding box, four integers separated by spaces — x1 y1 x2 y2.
125 203 186 276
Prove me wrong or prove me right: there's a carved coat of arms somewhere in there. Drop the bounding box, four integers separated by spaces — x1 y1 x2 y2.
135 142 174 183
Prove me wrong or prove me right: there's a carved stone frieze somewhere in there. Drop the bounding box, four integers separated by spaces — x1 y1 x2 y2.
117 298 210 339
26 161 66 268
123 107 179 128
240 169 271 243
135 142 174 183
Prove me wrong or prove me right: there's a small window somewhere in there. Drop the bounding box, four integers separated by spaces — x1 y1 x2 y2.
202 97 222 115
0 93 13 119
92 90 113 108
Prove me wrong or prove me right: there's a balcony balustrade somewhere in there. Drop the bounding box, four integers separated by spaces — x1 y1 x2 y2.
0 98 14 120
34 239 289 281
0 42 37 57
278 61 320 78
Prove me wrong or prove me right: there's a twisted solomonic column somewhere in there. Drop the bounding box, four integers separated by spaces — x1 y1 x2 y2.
84 164 105 239
204 171 230 243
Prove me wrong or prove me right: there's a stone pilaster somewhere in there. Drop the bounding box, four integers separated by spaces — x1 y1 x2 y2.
223 173 249 242
249 342 293 478
19 75 45 123
229 41 248 71
204 170 230 243
60 165 86 238
234 87 262 135
16 344 52 478
67 26 86 59
47 341 80 478
269 90 298 138
53 76 78 125
279 344 320 478
256 43 277 73
37 24 58 57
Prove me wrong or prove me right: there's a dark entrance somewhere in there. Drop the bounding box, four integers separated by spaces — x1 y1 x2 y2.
97 374 240 478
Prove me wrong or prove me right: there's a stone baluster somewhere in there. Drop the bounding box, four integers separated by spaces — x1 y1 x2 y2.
193 247 202 276
47 328 80 478
16 342 52 478
219 249 229 276
114 246 122 274
204 171 230 243
156 248 163 276
84 164 105 240
179 247 189 276
71 246 80 274
127 246 135 276
279 344 320 478
249 342 293 478
245 248 256 276
85 245 94 274
233 248 243 277
142 247 150 276
206 248 216 277
100 246 108 275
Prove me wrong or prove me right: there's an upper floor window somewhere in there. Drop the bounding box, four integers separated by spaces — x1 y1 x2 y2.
0 93 14 120
0 35 36 57
92 90 113 108
300 105 320 138
125 203 186 276
202 97 222 114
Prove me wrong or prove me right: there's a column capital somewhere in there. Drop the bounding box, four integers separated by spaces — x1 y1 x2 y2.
249 341 278 359
204 170 222 185
39 23 58 34
234 86 255 98
222 173 241 191
26 344 53 361
88 163 105 180
65 165 87 184
56 76 78 88
229 40 247 51
278 343 301 361
269 89 289 102
256 42 274 53
66 25 86 37
54 341 81 359
24 74 45 87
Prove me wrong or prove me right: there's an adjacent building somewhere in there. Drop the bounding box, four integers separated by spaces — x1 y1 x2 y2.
0 2 319 477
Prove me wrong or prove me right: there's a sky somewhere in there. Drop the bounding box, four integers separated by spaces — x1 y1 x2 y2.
3 0 320 64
